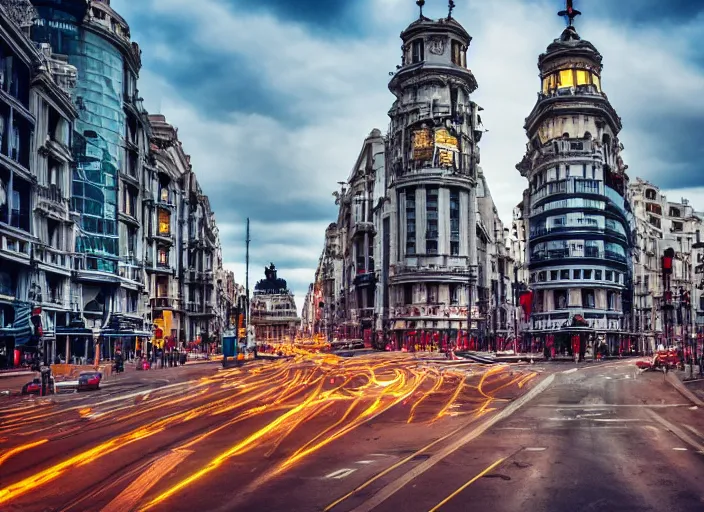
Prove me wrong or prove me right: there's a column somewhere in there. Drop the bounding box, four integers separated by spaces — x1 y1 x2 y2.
439 187 450 256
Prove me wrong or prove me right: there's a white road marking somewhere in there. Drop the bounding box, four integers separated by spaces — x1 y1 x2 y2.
576 413 605 419
348 373 556 512
683 424 704 441
562 368 578 375
536 404 690 409
370 453 389 457
326 468 357 479
356 460 374 464
673 447 688 451
592 418 643 423
644 409 704 454
524 447 547 451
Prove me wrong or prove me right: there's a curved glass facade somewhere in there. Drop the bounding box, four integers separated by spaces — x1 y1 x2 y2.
32 7 123 273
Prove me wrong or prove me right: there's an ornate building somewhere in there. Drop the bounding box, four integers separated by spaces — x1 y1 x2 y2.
381 8 484 350
516 7 635 357
0 0 90 368
630 179 702 355
250 263 300 342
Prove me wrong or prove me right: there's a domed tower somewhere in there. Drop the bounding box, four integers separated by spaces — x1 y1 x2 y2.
385 1 484 350
516 2 634 358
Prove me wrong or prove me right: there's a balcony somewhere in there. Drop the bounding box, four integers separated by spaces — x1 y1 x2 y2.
530 178 603 208
351 221 375 238
151 230 174 245
151 297 178 310
119 262 144 284
35 246 72 274
186 302 214 316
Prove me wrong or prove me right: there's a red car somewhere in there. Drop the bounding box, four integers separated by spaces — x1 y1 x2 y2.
21 378 42 395
77 371 102 391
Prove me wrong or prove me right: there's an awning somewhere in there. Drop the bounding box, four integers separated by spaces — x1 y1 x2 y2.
55 327 94 337
100 331 153 338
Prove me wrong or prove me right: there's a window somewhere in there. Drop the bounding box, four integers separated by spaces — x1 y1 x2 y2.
607 291 616 310
411 39 424 63
560 269 569 280
550 270 558 281
450 189 460 256
158 209 170 235
595 270 602 280
584 269 592 279
427 284 438 304
538 271 546 282
426 187 438 254
406 189 416 255
160 187 169 203
605 271 613 282
158 248 168 266
450 284 460 305
582 289 596 308
573 269 581 279
404 284 413 305
451 40 463 66
554 290 568 309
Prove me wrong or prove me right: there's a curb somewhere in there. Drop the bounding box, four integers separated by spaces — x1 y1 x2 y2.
665 372 704 407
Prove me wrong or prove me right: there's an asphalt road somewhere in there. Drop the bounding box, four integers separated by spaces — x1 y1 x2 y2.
0 355 702 512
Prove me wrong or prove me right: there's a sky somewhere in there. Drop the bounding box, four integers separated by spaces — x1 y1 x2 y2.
110 0 704 313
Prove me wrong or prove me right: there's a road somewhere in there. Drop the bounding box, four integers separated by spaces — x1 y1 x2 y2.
0 355 702 511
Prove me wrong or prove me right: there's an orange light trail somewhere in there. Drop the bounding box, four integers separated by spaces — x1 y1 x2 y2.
0 350 536 511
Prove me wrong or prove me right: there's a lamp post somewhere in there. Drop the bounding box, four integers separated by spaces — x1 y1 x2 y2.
467 265 477 351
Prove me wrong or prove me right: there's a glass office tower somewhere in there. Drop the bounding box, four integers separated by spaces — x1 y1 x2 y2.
32 1 123 273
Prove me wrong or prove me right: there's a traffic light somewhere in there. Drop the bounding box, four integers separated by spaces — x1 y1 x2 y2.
662 248 675 275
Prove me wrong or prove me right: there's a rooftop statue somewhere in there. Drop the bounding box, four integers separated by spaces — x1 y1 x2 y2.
256 262 288 293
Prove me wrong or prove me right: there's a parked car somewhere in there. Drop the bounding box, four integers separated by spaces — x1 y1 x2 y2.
21 378 42 395
77 371 102 391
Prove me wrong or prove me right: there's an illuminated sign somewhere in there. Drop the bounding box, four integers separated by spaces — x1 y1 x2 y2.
435 128 458 167
411 128 433 161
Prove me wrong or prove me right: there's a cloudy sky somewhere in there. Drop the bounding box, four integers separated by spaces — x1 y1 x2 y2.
110 0 704 312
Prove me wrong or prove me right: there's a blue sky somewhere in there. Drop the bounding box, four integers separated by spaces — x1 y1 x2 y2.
110 0 704 310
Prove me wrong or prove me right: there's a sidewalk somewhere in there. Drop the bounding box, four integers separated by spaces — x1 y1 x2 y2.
0 358 222 396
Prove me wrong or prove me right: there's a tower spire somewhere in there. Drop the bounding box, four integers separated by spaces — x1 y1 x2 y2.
416 0 425 19
558 0 582 27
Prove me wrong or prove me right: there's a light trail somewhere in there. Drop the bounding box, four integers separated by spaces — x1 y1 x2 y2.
0 351 535 511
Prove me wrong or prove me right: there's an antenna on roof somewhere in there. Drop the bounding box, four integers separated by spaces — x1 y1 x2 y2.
558 0 582 27
416 0 425 18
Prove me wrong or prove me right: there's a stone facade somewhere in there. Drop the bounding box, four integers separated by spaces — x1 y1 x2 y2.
630 178 703 357
303 12 520 351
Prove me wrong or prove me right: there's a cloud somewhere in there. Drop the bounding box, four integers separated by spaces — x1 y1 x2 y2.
108 0 704 313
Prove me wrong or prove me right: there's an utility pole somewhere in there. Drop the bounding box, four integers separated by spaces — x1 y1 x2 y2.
245 218 252 353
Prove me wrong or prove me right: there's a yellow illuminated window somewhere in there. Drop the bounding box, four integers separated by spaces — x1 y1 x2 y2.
558 69 574 88
592 73 601 91
576 70 590 85
158 209 170 235
542 73 557 94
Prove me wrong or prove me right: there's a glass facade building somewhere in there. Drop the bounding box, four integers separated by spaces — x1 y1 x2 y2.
32 2 123 273
517 22 634 357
